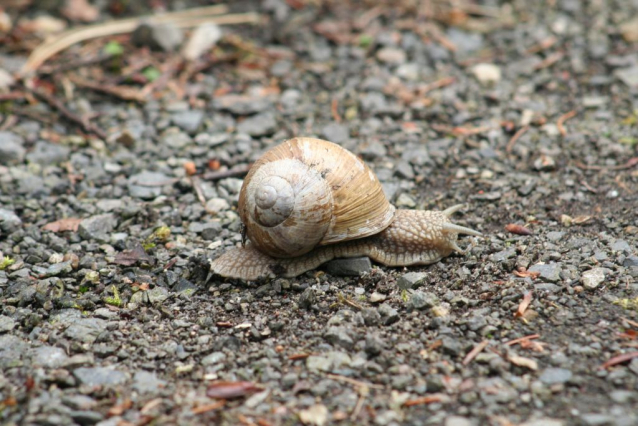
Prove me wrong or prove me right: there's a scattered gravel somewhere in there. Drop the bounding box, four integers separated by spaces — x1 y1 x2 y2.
0 1 637 426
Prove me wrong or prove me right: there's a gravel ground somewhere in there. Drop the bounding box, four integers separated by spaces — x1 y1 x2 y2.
1 1 638 425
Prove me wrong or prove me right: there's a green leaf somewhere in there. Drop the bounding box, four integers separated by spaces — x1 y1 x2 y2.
359 34 374 48
104 40 124 56
0 256 15 270
142 66 161 82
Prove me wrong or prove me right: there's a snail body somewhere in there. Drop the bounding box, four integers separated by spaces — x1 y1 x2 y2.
210 137 480 280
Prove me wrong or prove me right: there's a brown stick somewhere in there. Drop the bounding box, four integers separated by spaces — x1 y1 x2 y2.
202 165 251 181
506 125 529 154
556 110 577 136
27 87 107 139
68 74 146 102
462 340 489 365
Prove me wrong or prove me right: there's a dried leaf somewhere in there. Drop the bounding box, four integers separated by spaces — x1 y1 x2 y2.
505 223 532 235
113 243 154 266
573 215 593 225
513 268 540 279
192 400 225 414
62 0 99 22
507 354 538 370
288 353 311 360
403 394 446 407
514 292 533 318
42 218 82 233
599 351 638 369
298 404 328 426
313 21 352 44
206 381 261 399
108 398 133 416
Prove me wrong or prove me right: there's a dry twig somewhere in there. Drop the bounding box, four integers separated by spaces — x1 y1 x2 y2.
21 5 261 75
326 374 383 390
202 165 251 181
556 110 577 136
506 125 529 154
27 86 107 138
463 340 489 365
599 351 638 370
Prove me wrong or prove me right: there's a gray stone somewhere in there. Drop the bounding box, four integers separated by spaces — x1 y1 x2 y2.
534 283 561 293
132 21 184 52
324 326 354 350
408 291 439 310
0 131 25 165
615 65 638 87
171 110 204 134
79 214 117 243
321 122 349 143
306 355 332 372
446 28 484 53
147 286 170 304
359 92 388 113
132 370 167 393
74 367 127 387
236 112 277 136
528 263 562 283
610 240 632 253
205 198 230 215
213 95 271 115
491 247 516 262
64 318 107 344
324 257 371 276
31 346 69 368
610 390 635 403
161 131 191 149
376 47 406 64
70 410 104 425
581 268 606 290
394 161 414 179
33 261 73 278
0 209 22 233
445 416 474 426
270 60 292 77
521 419 564 426
62 395 97 410
298 288 316 309
361 308 380 326
441 336 462 356
624 256 638 267
0 315 15 333
397 272 428 290
579 413 615 426
26 141 70 165
539 367 572 385
378 303 399 325
201 351 226 366
173 279 197 296
128 172 169 200
359 141 387 159
364 333 385 356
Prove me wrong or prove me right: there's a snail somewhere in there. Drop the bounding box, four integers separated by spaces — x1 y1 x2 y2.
209 137 481 280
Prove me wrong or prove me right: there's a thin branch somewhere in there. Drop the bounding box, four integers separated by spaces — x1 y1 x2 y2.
202 165 251 181
20 6 262 75
26 87 107 139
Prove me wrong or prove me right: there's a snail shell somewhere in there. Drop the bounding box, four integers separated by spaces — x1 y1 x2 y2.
238 137 395 258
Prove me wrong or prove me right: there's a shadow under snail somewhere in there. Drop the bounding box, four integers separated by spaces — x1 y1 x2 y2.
209 137 481 280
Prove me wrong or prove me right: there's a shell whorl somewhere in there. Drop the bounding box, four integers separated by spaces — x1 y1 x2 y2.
241 157 334 257
238 137 395 258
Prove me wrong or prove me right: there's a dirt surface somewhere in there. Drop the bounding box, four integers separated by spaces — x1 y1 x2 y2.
1 1 638 425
